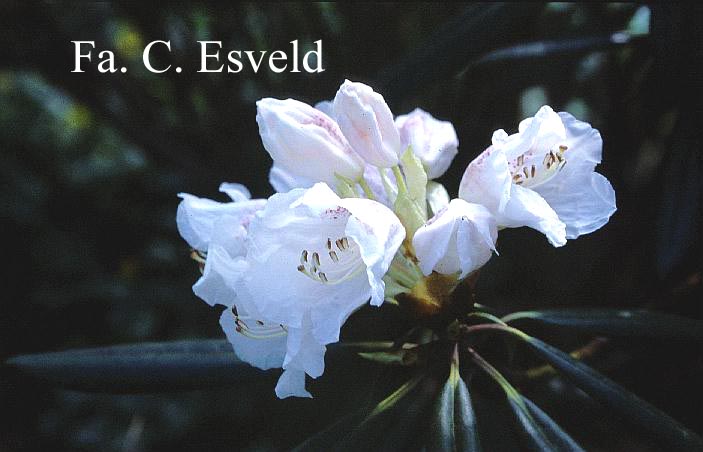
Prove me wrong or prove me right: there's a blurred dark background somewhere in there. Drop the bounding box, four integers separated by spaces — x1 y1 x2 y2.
1 2 701 451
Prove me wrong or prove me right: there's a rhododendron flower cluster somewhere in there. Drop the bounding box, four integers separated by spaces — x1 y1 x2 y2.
177 80 616 398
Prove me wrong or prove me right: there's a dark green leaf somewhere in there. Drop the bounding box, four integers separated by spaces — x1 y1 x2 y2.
522 396 585 452
460 32 645 75
478 325 703 450
376 3 544 104
293 409 367 452
334 375 427 451
3 339 263 392
503 309 703 341
470 350 555 451
4 340 388 393
428 350 480 452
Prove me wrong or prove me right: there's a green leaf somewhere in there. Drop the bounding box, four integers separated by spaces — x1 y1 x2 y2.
400 146 428 219
357 347 418 366
293 409 368 452
3 339 259 393
428 349 481 451
426 180 450 217
521 396 585 452
502 309 703 341
335 375 427 451
470 350 555 451
468 324 703 450
394 147 428 238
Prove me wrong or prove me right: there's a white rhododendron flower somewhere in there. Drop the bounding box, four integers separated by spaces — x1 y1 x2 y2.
177 85 618 400
395 108 459 179
256 98 364 186
413 199 497 278
459 105 616 246
334 80 401 168
217 183 404 397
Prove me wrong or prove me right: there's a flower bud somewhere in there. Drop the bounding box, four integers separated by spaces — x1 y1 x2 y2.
413 199 497 279
256 98 364 186
333 80 401 167
395 108 459 179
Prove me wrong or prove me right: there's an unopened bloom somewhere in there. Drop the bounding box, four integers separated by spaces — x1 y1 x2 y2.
224 183 405 397
459 106 616 246
395 108 459 179
334 80 401 167
256 98 364 187
413 199 497 278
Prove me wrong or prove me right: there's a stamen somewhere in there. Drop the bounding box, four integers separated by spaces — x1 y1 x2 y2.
296 236 364 285
232 311 287 339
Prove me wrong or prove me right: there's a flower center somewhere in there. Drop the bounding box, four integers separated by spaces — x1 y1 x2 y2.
509 144 568 189
297 236 365 285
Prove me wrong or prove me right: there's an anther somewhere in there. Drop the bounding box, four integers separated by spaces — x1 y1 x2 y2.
313 252 321 267
319 272 328 283
329 250 339 262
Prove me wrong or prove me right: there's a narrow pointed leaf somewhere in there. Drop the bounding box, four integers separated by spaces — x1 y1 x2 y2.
502 309 703 341
454 373 481 451
468 325 703 450
335 375 426 451
522 396 585 452
4 339 262 392
429 372 457 451
293 409 368 452
470 350 555 451
429 348 480 452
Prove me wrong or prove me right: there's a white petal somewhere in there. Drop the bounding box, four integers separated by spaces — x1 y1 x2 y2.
257 98 364 186
505 105 566 160
531 111 614 238
282 321 326 378
176 192 265 251
412 206 455 276
219 308 286 370
314 100 335 119
275 368 311 399
413 199 497 278
192 246 247 307
339 197 406 306
501 185 566 247
395 108 459 179
334 80 400 167
218 183 251 202
458 146 512 213
269 164 316 193
539 172 616 239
